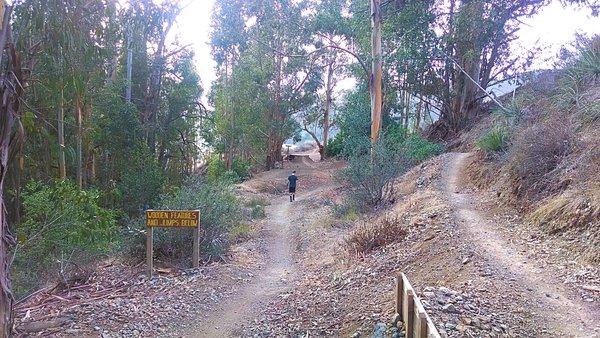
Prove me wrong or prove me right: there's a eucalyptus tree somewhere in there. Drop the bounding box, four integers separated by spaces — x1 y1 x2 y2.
210 0 321 169
247 0 322 168
126 0 183 155
212 46 270 167
13 0 121 187
431 0 598 135
210 0 248 170
157 50 204 179
209 0 249 170
306 0 353 156
383 0 437 130
0 3 36 335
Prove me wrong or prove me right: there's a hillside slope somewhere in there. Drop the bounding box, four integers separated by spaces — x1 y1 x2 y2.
240 152 600 337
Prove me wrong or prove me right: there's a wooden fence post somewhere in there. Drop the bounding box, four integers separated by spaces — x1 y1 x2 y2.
397 273 442 338
403 289 415 335
396 275 403 314
414 308 427 338
146 226 154 278
192 220 200 268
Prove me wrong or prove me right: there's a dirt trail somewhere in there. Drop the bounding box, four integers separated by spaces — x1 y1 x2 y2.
444 152 600 336
179 156 329 338
181 196 296 338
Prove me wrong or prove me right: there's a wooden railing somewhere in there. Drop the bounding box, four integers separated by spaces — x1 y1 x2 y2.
395 273 441 338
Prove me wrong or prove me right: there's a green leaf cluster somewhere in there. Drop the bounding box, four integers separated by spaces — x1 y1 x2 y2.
12 180 118 294
125 176 242 262
206 155 252 183
18 180 118 255
477 126 510 153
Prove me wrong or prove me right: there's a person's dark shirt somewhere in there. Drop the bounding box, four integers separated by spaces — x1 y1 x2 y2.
288 175 298 188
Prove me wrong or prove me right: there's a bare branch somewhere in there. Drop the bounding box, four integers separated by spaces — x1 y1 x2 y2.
251 36 369 80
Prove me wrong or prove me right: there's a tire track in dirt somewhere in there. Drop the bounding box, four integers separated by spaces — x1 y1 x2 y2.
179 196 296 338
444 152 600 337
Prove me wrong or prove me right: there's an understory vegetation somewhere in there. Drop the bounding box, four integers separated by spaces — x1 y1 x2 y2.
329 89 444 215
344 213 407 256
473 35 600 262
127 176 242 263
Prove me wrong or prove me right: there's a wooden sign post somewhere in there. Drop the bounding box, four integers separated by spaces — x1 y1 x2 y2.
145 210 200 278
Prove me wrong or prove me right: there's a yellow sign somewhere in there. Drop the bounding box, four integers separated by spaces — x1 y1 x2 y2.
146 210 200 227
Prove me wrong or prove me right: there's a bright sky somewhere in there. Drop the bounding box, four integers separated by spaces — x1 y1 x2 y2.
517 1 600 67
176 0 217 97
174 0 600 102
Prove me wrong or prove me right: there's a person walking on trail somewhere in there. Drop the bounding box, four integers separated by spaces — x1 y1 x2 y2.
287 170 298 202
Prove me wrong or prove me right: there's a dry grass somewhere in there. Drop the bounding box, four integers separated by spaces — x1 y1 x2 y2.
581 231 600 263
507 115 576 202
528 193 599 234
344 213 407 256
461 65 600 263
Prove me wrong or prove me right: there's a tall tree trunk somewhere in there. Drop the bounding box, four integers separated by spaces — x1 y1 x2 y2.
415 97 422 131
266 133 283 170
58 78 66 180
75 96 83 189
89 151 96 184
403 90 410 128
448 0 484 131
323 59 334 157
126 27 133 104
266 51 284 170
143 17 175 155
443 0 456 107
0 5 29 335
57 58 67 180
370 0 383 143
224 57 233 171
304 125 324 159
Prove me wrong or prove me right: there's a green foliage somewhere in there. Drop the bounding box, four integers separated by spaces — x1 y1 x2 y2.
13 180 118 295
339 136 410 209
400 134 445 162
210 0 320 168
206 156 227 181
250 205 266 219
18 180 118 255
328 86 443 163
332 196 360 218
325 86 372 159
244 198 270 208
494 93 535 125
324 131 346 158
125 176 242 263
206 156 252 183
385 123 409 145
556 36 600 124
477 126 510 153
228 223 252 243
119 144 166 215
568 36 600 84
244 198 269 219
